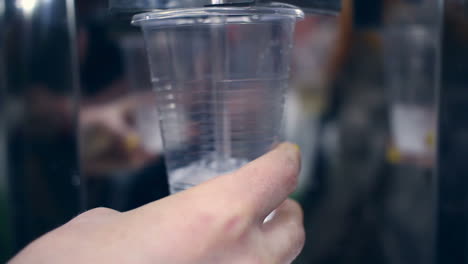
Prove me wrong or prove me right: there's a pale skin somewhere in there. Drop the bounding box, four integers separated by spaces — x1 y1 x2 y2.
10 143 305 264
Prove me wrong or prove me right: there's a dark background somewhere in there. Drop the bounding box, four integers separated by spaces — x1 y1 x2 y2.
1 0 466 263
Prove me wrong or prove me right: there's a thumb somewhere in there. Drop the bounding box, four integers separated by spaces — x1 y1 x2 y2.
187 142 302 222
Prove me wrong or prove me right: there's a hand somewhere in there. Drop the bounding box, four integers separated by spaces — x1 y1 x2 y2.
80 96 159 174
10 143 305 264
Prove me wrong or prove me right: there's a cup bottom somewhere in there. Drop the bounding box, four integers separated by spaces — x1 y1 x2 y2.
168 155 249 194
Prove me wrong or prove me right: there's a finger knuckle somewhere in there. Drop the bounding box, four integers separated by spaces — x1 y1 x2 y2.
191 207 250 242
221 211 251 241
295 225 306 250
286 220 306 257
244 254 269 264
87 207 119 216
74 207 119 221
288 200 304 221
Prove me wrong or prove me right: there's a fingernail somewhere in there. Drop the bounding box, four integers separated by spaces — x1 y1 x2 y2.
279 142 301 160
292 143 301 153
280 143 302 177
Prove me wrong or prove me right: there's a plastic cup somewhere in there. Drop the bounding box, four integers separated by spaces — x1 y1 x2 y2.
383 25 437 160
121 35 164 154
133 4 304 193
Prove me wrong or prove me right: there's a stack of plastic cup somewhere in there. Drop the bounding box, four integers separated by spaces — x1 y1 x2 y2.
384 25 437 160
133 3 304 193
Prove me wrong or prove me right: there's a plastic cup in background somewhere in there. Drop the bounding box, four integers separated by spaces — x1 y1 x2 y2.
121 35 164 155
133 4 304 194
383 24 438 163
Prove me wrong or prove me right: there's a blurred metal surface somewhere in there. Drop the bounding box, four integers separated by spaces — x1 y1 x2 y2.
436 1 468 263
2 0 81 258
108 0 341 16
109 0 254 11
275 0 342 14
0 0 13 262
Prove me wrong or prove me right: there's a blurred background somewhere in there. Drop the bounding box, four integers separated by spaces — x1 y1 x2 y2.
1 0 466 263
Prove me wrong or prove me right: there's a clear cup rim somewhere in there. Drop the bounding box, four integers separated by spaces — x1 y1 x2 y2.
131 3 304 26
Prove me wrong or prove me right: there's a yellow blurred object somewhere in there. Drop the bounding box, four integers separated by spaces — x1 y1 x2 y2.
125 133 141 151
293 143 301 153
387 145 403 164
425 131 436 148
298 83 328 115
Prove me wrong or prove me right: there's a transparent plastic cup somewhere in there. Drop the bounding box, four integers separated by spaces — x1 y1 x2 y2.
121 35 164 155
383 24 438 161
133 4 304 193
